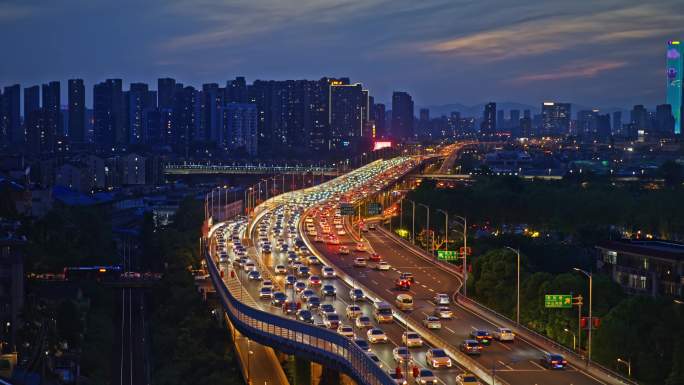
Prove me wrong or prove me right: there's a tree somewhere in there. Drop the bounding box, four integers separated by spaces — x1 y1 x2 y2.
667 341 684 385
660 160 684 188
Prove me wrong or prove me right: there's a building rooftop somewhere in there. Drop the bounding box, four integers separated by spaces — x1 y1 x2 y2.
597 239 684 262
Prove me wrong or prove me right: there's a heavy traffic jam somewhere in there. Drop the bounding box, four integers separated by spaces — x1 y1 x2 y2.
210 157 567 385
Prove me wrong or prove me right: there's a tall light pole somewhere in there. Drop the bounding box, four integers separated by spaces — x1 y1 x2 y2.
574 267 593 366
504 246 521 325
418 203 430 254
436 209 448 251
453 215 468 297
411 200 416 245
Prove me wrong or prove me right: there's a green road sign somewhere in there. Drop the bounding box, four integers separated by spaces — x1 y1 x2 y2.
437 250 459 261
340 203 355 215
544 294 573 308
367 202 382 215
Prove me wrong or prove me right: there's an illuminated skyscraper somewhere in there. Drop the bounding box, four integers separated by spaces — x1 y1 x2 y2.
667 40 682 134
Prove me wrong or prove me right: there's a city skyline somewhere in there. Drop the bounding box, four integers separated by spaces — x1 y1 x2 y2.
1 0 682 108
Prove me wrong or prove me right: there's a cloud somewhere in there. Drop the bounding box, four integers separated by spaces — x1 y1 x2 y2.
0 3 35 22
422 4 682 61
510 61 628 83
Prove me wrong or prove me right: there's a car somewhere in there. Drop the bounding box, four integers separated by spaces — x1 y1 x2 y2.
247 270 262 280
493 327 515 342
321 284 337 297
280 244 289 252
392 347 412 364
259 287 273 299
354 339 371 352
261 279 274 289
399 272 414 283
423 316 441 329
402 331 423 347
307 256 321 265
388 372 407 385
296 309 313 323
434 293 450 305
319 303 336 316
275 265 287 274
349 288 364 301
307 296 321 310
470 330 492 345
346 304 362 319
339 246 350 255
355 315 372 328
271 291 287 306
294 281 307 292
355 243 366 252
308 275 322 286
459 340 482 355
322 267 336 278
455 373 481 385
367 328 388 343
285 275 297 286
377 261 391 271
434 306 453 319
337 229 347 235
282 300 298 315
367 352 383 368
426 349 452 368
297 266 310 277
368 223 376 230
314 236 324 243
326 236 340 245
539 353 567 369
337 325 355 338
300 289 316 302
323 313 340 329
415 368 437 385
353 257 367 267
395 277 411 291
244 262 256 272
369 253 381 262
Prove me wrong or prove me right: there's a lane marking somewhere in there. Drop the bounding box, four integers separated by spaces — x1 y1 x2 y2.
529 360 546 370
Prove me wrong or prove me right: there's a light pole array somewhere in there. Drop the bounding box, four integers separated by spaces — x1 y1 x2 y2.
563 328 577 351
418 203 430 254
436 209 448 251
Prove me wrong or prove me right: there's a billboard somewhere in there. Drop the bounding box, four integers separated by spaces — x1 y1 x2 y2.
667 40 682 135
373 141 392 151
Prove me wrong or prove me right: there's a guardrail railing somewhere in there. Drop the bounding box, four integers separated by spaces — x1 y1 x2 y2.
206 231 396 385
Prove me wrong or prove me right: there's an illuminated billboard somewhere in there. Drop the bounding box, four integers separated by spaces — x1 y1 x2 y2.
667 40 682 135
373 141 392 151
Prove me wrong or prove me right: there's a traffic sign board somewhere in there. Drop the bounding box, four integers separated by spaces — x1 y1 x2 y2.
367 202 382 215
544 294 573 308
340 203 355 215
437 250 459 261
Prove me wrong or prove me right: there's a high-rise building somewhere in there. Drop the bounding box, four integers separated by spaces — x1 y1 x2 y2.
93 79 124 147
126 83 156 144
24 85 40 120
200 83 223 142
26 109 53 154
68 79 85 143
41 81 62 139
172 85 199 152
391 91 414 140
520 109 532 138
541 102 571 137
656 104 675 134
667 40 682 135
157 78 176 110
373 103 386 138
224 103 258 156
480 102 496 138
630 105 650 135
330 82 366 147
496 109 505 131
1 85 21 144
509 109 521 137
226 77 248 104
612 111 622 135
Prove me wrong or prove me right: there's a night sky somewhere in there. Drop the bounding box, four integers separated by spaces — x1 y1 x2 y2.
1 0 682 108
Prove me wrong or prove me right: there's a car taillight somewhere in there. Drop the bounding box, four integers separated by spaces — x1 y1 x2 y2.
551 361 558 364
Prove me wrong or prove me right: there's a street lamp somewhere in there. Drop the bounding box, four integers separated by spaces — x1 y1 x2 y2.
616 358 631 377
504 246 521 325
574 267 593 366
451 215 468 298
563 328 577 351
418 203 430 254
436 209 448 251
